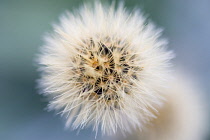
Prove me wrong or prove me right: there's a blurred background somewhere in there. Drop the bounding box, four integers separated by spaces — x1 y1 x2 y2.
0 0 209 139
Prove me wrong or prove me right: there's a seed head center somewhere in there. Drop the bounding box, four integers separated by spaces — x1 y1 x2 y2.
73 39 141 102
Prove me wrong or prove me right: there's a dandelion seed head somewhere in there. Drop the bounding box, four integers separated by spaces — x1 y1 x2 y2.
37 2 174 136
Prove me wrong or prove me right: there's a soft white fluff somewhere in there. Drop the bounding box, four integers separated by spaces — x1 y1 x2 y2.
37 2 173 136
119 72 207 140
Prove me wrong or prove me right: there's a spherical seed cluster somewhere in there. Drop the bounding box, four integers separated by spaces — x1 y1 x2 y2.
37 2 174 136
72 38 141 104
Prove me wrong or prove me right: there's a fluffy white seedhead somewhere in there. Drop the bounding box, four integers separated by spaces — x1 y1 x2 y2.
37 2 173 136
121 73 207 140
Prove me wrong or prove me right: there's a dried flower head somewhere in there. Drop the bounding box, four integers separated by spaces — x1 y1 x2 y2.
37 2 173 136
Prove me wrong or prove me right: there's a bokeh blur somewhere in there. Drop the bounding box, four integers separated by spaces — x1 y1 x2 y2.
0 0 209 140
